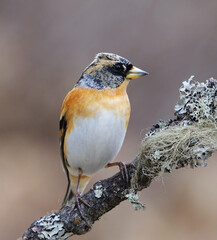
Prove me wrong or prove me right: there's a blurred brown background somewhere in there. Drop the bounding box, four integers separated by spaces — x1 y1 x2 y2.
1 1 217 239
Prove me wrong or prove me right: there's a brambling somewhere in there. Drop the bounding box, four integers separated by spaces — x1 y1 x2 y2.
60 53 148 216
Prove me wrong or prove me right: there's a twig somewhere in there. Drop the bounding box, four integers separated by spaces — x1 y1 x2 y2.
21 77 217 240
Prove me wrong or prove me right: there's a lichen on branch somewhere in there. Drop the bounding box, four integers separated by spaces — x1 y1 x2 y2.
131 77 217 190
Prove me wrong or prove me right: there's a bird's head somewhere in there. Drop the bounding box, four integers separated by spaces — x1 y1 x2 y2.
76 53 148 90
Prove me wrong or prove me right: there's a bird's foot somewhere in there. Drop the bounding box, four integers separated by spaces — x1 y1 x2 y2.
106 162 130 184
72 191 90 220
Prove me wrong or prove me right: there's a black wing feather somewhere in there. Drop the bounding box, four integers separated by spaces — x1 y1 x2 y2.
59 115 74 206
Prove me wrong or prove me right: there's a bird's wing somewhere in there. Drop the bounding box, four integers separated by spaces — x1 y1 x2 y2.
59 114 68 178
59 88 78 176
59 88 87 206
59 112 74 206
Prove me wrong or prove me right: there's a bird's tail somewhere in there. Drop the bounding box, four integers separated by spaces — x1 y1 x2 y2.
62 181 74 207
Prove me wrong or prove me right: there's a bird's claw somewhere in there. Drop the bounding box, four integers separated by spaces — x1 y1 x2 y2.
118 162 129 184
106 161 131 184
72 192 90 220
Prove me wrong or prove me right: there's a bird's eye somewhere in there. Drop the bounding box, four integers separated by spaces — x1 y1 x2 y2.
113 63 124 72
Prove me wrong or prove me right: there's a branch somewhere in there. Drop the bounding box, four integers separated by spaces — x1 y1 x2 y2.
21 77 217 240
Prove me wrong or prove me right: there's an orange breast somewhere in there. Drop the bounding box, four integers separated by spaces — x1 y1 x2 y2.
61 80 131 133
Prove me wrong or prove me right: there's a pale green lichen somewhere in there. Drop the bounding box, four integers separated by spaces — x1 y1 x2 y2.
94 184 104 198
130 77 217 194
126 191 146 211
36 214 72 240
175 76 217 122
139 121 217 175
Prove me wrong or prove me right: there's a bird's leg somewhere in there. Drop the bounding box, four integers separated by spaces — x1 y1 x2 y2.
72 169 90 220
106 162 130 184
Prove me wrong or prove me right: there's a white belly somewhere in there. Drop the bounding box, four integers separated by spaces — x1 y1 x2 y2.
66 109 127 176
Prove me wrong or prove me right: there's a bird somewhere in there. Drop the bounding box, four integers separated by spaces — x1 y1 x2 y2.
59 53 148 216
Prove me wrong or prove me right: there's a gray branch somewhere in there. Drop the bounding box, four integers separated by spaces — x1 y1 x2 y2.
21 77 217 240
